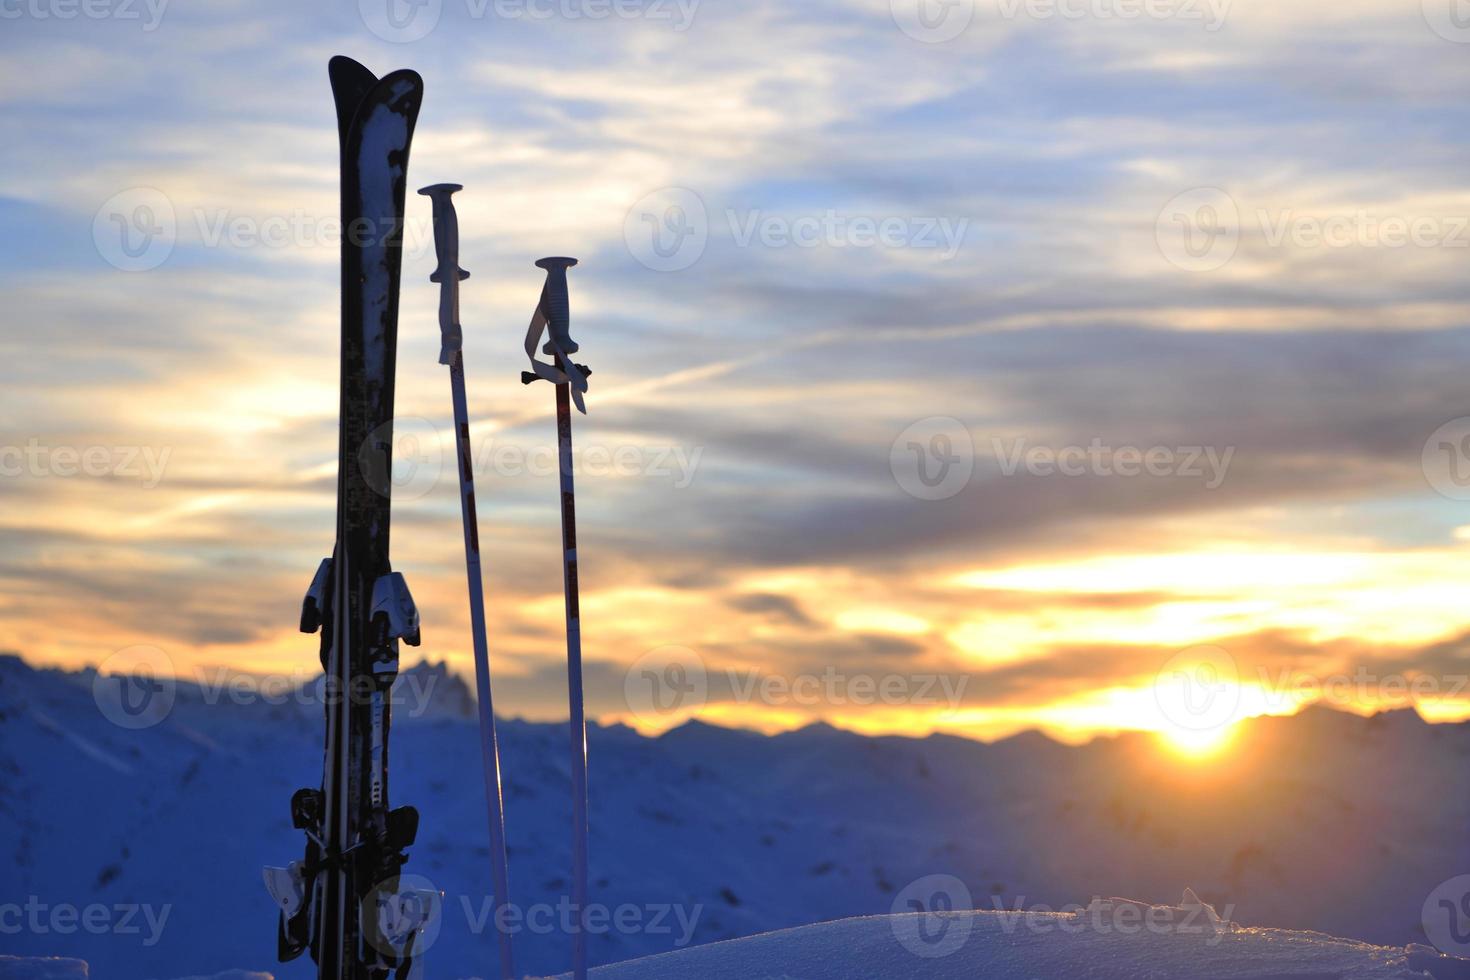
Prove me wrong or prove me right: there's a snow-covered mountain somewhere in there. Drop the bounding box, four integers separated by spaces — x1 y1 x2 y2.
2 652 1467 979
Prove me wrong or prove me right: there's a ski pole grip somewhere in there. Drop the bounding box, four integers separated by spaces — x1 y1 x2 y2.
535 257 579 355
419 183 463 269
419 183 468 365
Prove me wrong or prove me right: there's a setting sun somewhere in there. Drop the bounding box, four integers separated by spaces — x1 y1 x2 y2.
1159 721 1237 758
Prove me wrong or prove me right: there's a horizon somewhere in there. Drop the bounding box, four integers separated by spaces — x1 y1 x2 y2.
17 647 1453 754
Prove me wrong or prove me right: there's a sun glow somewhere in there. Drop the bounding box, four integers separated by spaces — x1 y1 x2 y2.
1159 721 1236 758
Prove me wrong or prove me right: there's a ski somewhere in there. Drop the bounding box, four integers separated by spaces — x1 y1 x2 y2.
265 55 426 980
419 182 518 980
520 258 592 980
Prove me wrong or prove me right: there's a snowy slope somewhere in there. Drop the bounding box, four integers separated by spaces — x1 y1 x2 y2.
10 912 1464 980
2 653 1468 979
564 910 1441 980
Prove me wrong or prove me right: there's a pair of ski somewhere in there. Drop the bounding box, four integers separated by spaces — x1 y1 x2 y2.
420 184 593 980
262 56 593 980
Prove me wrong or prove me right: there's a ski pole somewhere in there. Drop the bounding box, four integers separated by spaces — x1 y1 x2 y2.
419 182 516 980
520 257 591 980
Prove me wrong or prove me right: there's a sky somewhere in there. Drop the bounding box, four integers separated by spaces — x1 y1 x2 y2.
6 0 1470 746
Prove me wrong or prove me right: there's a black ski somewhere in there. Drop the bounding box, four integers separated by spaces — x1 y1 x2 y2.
265 55 426 980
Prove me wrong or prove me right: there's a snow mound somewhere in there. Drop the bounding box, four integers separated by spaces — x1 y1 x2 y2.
547 910 1434 979
0 958 89 979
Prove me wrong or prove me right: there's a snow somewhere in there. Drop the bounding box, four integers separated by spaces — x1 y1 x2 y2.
0 958 88 980
551 910 1426 980
3 654 1469 978
2 910 1452 980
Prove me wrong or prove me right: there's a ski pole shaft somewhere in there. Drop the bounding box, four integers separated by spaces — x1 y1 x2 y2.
520 256 591 980
419 183 516 980
555 368 590 980
452 352 516 980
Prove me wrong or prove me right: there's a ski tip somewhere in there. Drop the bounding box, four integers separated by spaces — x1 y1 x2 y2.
328 55 377 88
418 183 464 197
